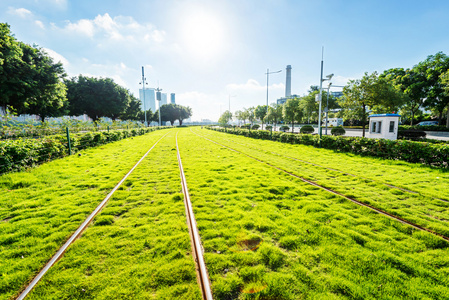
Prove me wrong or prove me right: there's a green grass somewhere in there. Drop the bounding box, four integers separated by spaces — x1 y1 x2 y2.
0 129 184 299
26 131 200 299
178 128 449 299
196 128 449 237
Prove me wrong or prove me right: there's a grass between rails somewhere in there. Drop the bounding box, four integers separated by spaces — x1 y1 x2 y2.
26 130 201 299
0 129 171 299
178 128 449 299
202 128 449 200
196 128 449 237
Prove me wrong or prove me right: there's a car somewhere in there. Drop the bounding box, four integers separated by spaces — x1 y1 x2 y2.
417 121 439 126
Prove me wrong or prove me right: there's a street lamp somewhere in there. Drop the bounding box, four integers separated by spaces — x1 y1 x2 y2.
155 85 162 126
139 66 149 127
265 68 282 129
325 82 332 135
318 48 333 146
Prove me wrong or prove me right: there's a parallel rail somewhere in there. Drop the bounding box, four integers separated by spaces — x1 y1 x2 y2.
176 132 213 300
16 133 169 300
192 130 449 243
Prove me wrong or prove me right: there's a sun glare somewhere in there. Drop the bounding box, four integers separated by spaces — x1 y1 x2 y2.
181 10 226 62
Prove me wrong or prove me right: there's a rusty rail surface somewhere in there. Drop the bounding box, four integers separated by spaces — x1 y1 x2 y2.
176 132 213 300
192 129 449 243
16 133 169 300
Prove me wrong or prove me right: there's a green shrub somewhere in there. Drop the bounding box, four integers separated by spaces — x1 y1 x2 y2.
300 125 314 134
266 125 272 131
207 127 449 168
252 124 260 130
279 125 289 132
398 129 427 140
331 126 346 136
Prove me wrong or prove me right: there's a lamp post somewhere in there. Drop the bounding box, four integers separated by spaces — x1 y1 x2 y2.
318 48 333 146
155 86 162 126
265 69 282 128
325 82 332 135
139 66 149 127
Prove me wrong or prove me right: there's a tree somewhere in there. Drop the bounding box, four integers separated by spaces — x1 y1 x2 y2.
120 94 143 121
254 105 268 130
265 103 283 129
17 44 67 121
414 52 449 127
65 76 130 123
282 97 302 133
0 23 24 112
218 110 232 126
246 107 255 125
340 72 404 137
159 104 179 125
382 68 427 125
178 105 192 125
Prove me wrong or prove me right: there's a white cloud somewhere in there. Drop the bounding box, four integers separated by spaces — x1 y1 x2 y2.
35 20 45 29
225 79 285 108
61 13 165 44
8 7 32 18
42 47 69 67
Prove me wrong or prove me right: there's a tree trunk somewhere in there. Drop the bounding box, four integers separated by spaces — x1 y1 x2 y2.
179 119 183 126
446 105 449 128
410 110 415 126
292 121 294 133
40 115 46 122
438 111 443 125
362 104 366 138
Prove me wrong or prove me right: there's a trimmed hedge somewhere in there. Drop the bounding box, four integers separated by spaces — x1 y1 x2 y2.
398 129 426 140
0 127 169 174
300 125 314 134
208 127 449 168
399 125 449 132
331 126 346 136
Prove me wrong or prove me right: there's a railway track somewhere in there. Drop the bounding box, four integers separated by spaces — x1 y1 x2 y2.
15 131 213 300
192 129 449 243
176 132 213 300
198 128 447 202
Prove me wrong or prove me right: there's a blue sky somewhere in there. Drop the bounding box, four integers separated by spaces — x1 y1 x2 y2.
2 0 449 121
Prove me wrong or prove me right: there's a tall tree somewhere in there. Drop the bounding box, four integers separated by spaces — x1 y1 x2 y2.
65 76 130 123
159 104 179 125
0 23 26 112
254 105 268 130
17 45 67 121
178 105 192 125
414 52 449 126
340 72 404 137
265 103 283 129
218 110 232 126
441 70 449 127
120 94 143 121
382 68 427 125
282 97 302 133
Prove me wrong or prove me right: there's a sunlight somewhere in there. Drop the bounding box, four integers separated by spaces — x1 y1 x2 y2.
180 9 226 62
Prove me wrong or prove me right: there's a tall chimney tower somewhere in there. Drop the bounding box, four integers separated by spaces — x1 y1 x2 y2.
285 65 292 98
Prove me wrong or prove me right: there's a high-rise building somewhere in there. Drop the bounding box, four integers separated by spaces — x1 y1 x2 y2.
160 93 167 106
139 88 156 112
170 93 176 104
285 65 292 97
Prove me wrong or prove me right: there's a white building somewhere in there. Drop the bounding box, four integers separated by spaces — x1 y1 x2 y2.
170 93 176 104
139 88 156 112
368 114 401 140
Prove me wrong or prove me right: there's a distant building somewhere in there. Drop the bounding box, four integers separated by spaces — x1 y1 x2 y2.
160 93 167 106
331 91 343 98
277 94 300 105
139 88 156 112
170 93 176 104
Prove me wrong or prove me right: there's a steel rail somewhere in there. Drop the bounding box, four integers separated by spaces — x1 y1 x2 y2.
175 132 213 300
192 130 449 242
16 132 169 300
197 129 449 200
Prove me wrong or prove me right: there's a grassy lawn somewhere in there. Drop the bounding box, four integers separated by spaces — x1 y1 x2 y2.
26 130 200 299
178 128 449 299
0 129 176 299
197 128 449 237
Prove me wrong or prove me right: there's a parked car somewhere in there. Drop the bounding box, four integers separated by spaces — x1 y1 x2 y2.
417 121 439 126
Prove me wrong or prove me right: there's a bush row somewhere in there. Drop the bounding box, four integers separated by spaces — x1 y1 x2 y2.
0 127 169 174
210 127 449 168
399 125 449 132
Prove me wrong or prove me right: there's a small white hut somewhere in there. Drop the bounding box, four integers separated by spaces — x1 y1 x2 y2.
368 114 401 140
